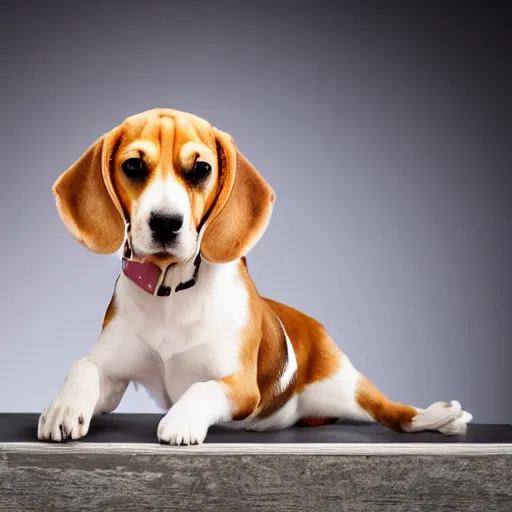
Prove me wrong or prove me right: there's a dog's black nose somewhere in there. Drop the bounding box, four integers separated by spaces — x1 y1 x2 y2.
149 213 183 244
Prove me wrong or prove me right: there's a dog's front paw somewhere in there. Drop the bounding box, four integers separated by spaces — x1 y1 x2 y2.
38 400 93 442
157 407 209 446
404 400 473 435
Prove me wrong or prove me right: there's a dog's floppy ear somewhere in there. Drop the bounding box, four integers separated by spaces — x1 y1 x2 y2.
200 129 275 263
52 127 125 254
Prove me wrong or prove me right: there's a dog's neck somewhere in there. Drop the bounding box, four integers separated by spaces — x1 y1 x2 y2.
121 253 201 297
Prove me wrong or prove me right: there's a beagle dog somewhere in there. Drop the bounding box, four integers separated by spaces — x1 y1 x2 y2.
38 108 472 445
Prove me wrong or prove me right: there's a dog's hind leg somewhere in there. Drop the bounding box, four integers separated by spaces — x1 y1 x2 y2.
298 353 472 434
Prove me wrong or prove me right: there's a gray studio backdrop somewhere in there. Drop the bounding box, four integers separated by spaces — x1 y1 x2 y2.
1 1 510 422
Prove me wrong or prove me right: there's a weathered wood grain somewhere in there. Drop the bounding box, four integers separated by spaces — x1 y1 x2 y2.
1 448 511 512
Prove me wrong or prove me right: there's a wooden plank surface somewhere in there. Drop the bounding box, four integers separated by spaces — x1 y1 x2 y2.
1 449 512 511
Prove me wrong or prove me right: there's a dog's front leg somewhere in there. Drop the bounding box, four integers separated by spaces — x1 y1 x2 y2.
38 299 133 442
37 356 127 442
157 375 259 446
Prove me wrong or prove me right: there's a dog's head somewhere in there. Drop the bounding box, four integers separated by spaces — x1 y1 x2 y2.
53 109 275 265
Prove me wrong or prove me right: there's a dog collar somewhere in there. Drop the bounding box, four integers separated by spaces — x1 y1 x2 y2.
122 253 202 297
120 222 202 297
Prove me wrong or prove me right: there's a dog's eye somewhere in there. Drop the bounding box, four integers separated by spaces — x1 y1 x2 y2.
122 158 148 180
187 161 212 185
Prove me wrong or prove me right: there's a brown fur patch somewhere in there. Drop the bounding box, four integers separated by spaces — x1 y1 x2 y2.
255 301 298 419
234 263 297 420
355 375 417 430
102 293 117 330
220 374 260 421
263 298 342 393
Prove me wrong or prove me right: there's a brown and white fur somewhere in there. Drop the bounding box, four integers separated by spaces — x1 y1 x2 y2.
38 108 472 445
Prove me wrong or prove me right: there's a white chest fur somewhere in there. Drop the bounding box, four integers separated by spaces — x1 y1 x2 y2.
107 259 249 408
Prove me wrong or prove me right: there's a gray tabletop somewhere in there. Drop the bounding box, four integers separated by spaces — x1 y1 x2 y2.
1 413 511 444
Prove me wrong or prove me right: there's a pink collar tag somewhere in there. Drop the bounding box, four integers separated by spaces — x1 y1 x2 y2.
121 258 162 295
